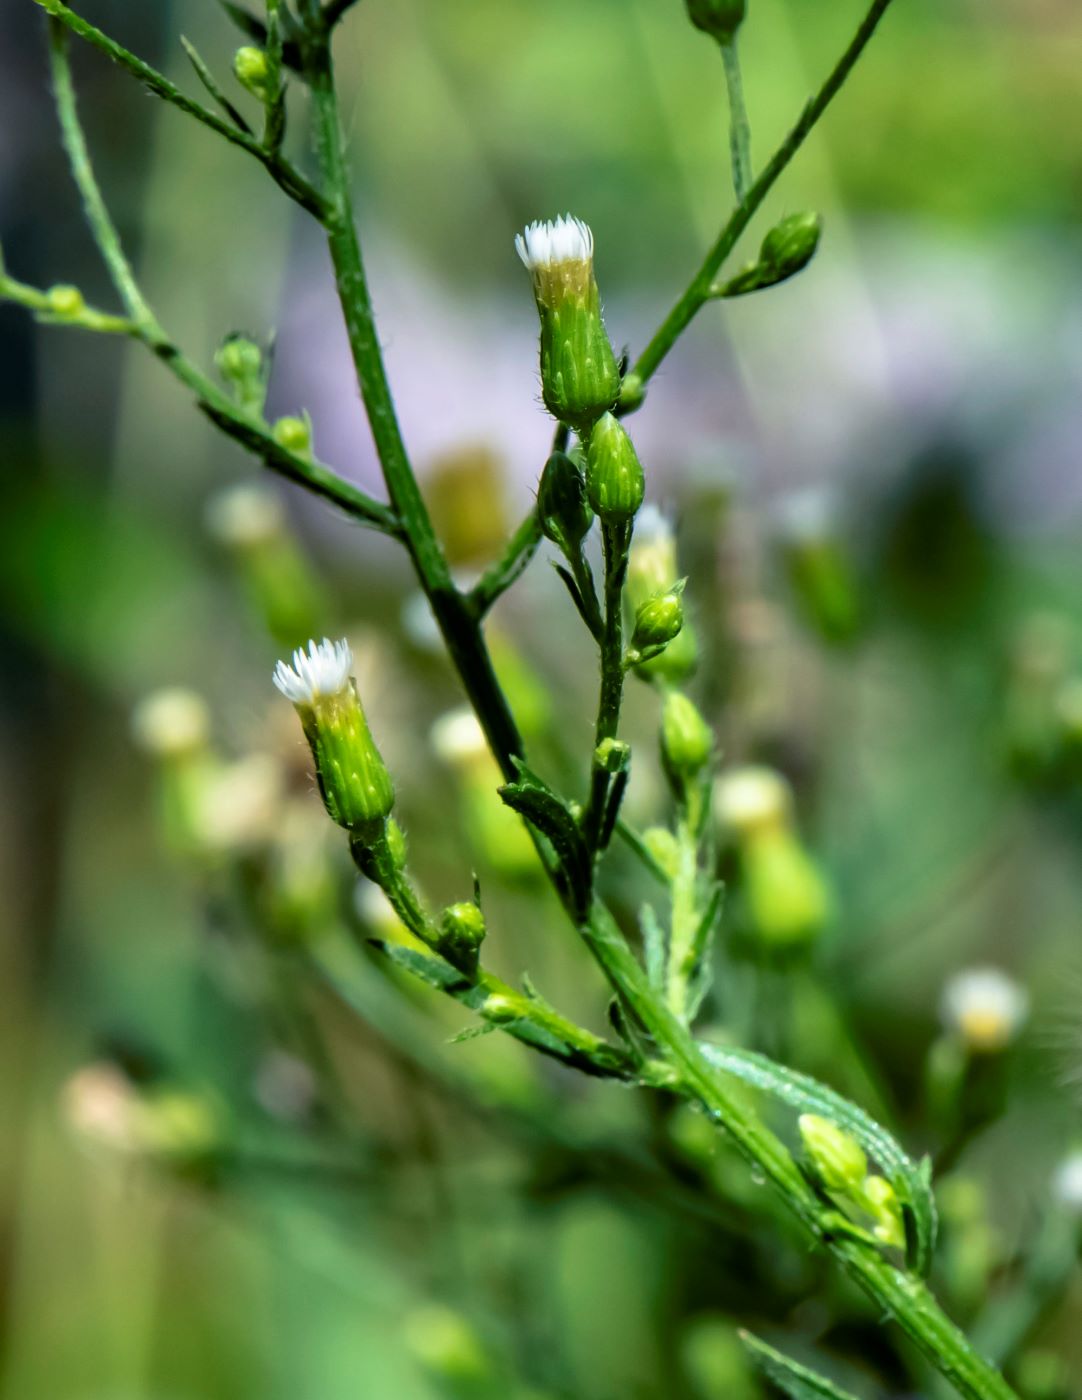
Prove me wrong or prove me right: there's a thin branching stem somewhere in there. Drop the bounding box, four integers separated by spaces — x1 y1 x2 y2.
623 0 898 406
34 0 327 218
469 507 543 618
44 20 397 532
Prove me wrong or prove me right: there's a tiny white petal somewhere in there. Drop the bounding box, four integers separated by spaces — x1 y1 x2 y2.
515 214 594 271
273 636 353 704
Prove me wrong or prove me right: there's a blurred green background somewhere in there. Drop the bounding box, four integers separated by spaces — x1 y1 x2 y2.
3 0 1082 1396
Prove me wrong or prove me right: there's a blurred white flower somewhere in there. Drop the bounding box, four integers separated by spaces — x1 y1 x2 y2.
131 688 210 758
940 967 1029 1052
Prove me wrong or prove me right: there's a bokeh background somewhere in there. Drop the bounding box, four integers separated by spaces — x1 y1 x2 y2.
2 0 1082 1396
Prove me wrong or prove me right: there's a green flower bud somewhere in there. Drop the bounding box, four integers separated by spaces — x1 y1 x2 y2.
45 283 85 317
759 212 821 279
594 737 631 774
585 413 645 523
862 1175 905 1249
661 690 713 778
685 0 747 41
438 900 487 974
741 826 830 947
273 638 394 840
537 449 593 555
799 1113 867 1193
630 581 686 659
215 335 266 415
482 993 520 1025
516 216 620 431
233 45 269 99
273 414 312 457
633 618 699 683
775 488 862 645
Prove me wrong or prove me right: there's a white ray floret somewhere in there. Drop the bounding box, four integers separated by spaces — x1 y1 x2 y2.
515 214 594 271
273 637 354 705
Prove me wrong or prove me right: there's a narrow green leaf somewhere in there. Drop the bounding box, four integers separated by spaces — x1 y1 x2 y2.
739 1332 861 1400
699 1041 937 1274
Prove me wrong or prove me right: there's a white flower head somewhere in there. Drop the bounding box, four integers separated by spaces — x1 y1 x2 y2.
1052 1152 1082 1215
515 214 594 272
273 637 353 706
205 481 284 549
940 966 1029 1052
714 765 792 837
131 687 210 757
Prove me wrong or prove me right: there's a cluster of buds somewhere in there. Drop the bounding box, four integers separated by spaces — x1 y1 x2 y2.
274 638 395 845
714 766 830 948
799 1114 905 1249
215 334 267 416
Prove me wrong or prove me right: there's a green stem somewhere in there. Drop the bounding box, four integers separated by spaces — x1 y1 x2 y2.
299 12 524 775
45 20 397 533
624 0 897 401
35 0 327 218
583 520 631 851
579 902 1016 1400
469 507 543 618
665 811 700 1020
720 36 752 201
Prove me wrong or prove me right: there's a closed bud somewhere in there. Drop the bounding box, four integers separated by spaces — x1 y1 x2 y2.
215 335 266 416
741 826 830 947
516 215 620 430
799 1113 867 1193
760 212 821 279
630 582 686 658
45 283 85 318
438 900 487 975
594 737 631 774
273 638 395 840
661 690 713 778
643 825 680 879
585 413 645 523
862 1175 905 1249
538 450 593 555
233 45 269 99
685 0 747 41
273 414 312 457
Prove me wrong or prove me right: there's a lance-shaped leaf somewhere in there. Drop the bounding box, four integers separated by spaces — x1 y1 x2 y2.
739 1332 861 1400
699 1041 937 1275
